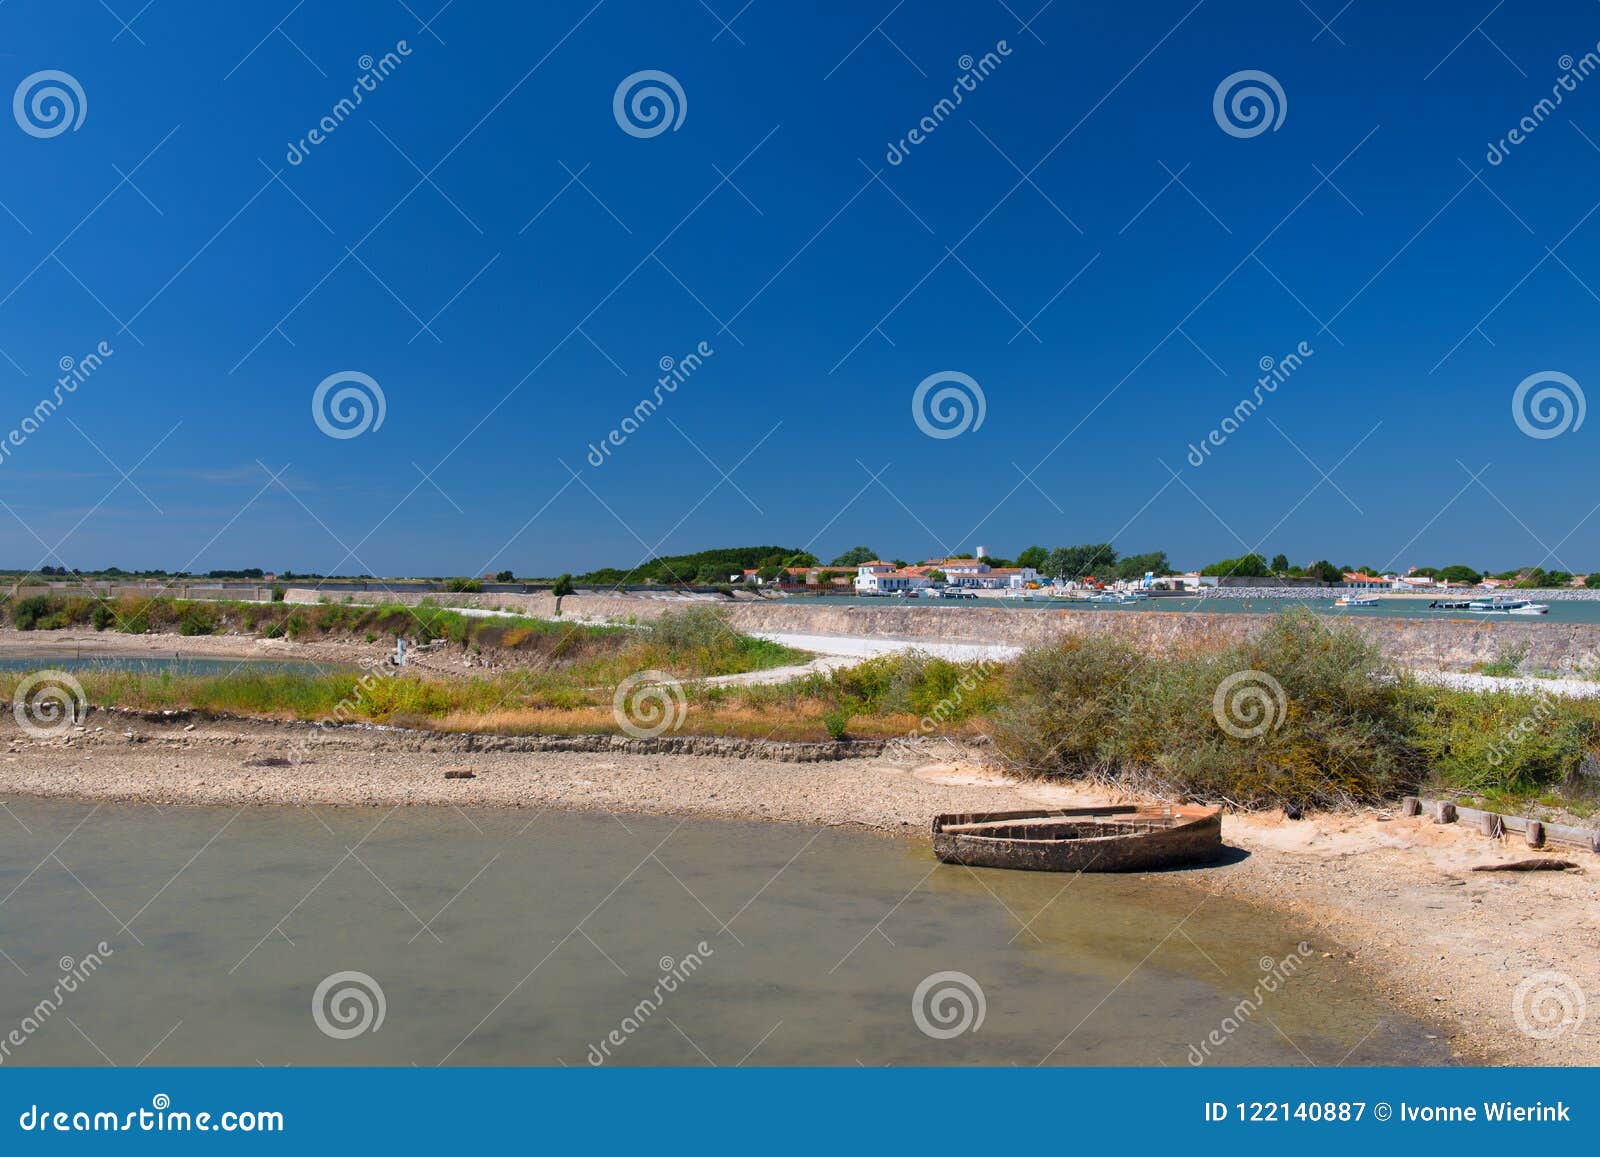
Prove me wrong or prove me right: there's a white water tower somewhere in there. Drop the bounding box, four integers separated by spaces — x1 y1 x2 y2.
976 545 988 559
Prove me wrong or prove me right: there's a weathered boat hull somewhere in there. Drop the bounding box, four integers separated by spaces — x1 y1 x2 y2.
931 805 1223 872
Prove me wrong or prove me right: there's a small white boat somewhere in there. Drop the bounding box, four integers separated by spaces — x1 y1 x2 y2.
1468 597 1549 615
1334 594 1380 607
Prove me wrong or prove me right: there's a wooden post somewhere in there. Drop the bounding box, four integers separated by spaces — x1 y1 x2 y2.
1526 820 1545 849
1480 813 1503 838
1402 796 1421 817
1433 800 1457 824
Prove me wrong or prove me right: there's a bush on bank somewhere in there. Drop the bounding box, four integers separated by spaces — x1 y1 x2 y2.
988 611 1424 808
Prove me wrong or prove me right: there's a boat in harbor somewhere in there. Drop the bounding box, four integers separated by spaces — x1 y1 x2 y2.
1467 597 1549 616
931 805 1224 872
1334 594 1380 607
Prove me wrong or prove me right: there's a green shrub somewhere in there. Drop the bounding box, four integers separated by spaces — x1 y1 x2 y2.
178 605 216 636
90 603 115 631
12 595 52 630
1409 688 1600 797
271 586 286 602
988 634 1146 774
990 611 1422 808
823 701 854 741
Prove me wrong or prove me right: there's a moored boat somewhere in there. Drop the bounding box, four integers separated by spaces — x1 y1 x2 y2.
1334 594 1380 607
931 805 1224 872
1468 597 1549 615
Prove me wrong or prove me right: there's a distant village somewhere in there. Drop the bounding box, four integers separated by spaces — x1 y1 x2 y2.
731 549 1596 597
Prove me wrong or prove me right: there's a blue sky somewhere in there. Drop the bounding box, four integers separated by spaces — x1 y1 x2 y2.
1 1 1598 576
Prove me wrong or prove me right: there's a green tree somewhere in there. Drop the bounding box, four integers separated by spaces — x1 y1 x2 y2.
494 569 515 582
1435 564 1483 585
1115 551 1170 581
1200 553 1268 578
829 546 878 567
1305 560 1343 584
1046 543 1119 580
1270 553 1289 573
1586 572 1600 589
927 569 948 583
1015 545 1049 571
551 573 575 615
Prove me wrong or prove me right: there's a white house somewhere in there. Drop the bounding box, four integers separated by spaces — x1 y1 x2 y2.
854 562 930 594
924 557 1039 589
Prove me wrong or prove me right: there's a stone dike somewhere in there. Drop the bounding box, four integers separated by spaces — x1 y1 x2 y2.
285 588 1600 674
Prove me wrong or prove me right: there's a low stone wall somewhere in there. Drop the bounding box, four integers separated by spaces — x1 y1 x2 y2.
282 589 1600 674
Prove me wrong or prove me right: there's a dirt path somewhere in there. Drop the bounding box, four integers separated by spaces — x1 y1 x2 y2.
3 714 1595 1066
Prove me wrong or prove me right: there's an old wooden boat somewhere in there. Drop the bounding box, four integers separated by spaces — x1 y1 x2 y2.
931 805 1223 872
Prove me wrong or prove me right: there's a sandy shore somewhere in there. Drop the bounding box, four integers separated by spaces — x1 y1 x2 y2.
3 711 1596 1066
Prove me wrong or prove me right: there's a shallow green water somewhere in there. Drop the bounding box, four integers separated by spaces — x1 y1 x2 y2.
0 800 1451 1067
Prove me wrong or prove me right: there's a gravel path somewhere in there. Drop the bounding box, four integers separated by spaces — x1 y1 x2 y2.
1414 669 1600 698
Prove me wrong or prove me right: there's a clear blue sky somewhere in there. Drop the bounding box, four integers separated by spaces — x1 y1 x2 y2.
2 1 1597 576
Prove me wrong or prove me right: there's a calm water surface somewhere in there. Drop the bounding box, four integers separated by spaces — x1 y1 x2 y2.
0 799 1451 1067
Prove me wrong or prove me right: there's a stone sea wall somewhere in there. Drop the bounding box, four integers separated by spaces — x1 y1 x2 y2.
283 589 1600 674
